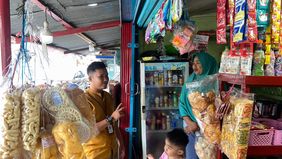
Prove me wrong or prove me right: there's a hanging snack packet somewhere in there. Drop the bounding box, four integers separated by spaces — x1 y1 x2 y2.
219 47 230 73
240 49 253 75
233 0 247 43
171 0 183 23
216 0 227 44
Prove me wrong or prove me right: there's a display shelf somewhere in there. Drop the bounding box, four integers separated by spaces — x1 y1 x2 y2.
146 107 178 111
247 146 282 156
147 130 170 133
218 73 282 87
145 85 183 88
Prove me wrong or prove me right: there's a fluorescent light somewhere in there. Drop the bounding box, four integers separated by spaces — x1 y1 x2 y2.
88 3 98 7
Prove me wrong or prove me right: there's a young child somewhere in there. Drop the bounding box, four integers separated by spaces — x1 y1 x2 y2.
147 128 189 159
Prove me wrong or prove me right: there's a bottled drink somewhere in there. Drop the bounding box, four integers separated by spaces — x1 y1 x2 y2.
150 94 155 107
162 113 166 130
164 70 168 86
159 72 164 86
168 70 172 86
154 72 159 85
156 113 162 130
164 94 168 107
150 73 154 86
172 73 178 84
166 115 171 130
146 114 152 130
179 74 184 85
173 91 178 107
168 91 173 107
155 96 160 107
151 115 156 130
159 94 163 107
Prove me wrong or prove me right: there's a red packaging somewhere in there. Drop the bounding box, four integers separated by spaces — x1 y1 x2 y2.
217 28 227 44
248 27 258 42
217 0 227 44
248 13 257 27
247 0 256 12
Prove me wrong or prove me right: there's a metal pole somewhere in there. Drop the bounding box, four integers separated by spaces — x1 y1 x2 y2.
0 0 11 76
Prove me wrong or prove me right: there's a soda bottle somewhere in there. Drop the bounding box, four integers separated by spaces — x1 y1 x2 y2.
155 96 160 107
172 73 178 85
156 113 162 130
151 115 156 130
173 91 178 107
179 74 184 85
154 72 159 85
164 94 168 107
162 113 166 130
150 73 154 86
168 70 172 86
168 91 173 107
159 93 163 107
164 70 168 86
159 72 164 86
166 115 171 130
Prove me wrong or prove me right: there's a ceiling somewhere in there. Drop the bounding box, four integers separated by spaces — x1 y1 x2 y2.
10 0 124 54
9 0 217 54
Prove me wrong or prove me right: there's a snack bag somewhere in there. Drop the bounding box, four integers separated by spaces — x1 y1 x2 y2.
195 135 217 159
219 47 230 73
186 74 221 145
52 121 84 159
0 88 22 159
221 88 254 159
252 47 265 76
265 50 275 76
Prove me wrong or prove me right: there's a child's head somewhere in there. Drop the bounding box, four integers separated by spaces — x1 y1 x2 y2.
164 128 188 158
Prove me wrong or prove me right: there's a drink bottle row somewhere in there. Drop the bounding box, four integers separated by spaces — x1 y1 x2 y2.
148 91 180 108
145 70 184 86
146 112 182 130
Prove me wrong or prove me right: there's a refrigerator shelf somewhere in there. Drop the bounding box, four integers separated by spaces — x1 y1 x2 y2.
147 130 170 133
145 85 183 88
146 107 178 110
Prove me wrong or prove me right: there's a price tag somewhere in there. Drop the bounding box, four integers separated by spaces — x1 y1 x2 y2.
107 124 113 134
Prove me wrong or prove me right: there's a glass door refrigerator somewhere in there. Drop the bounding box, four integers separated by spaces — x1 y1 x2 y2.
140 61 189 158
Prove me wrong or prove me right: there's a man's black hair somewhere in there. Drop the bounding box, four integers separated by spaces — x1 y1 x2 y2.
87 61 107 75
166 128 189 150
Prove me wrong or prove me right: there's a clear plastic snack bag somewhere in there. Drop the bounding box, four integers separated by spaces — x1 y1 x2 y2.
194 133 217 159
0 87 22 159
186 74 221 145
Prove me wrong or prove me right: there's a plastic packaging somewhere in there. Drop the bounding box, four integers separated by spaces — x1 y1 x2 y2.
216 0 227 44
186 74 221 144
21 87 42 152
171 0 183 23
195 135 217 159
221 88 254 159
252 44 265 76
52 121 85 159
0 89 22 159
275 54 282 76
219 47 230 73
233 0 247 42
265 50 275 76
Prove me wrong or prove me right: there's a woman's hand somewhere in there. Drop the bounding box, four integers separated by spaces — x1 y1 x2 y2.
184 121 199 134
183 116 199 134
147 154 155 159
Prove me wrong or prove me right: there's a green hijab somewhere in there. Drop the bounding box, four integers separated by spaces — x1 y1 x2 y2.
179 52 218 121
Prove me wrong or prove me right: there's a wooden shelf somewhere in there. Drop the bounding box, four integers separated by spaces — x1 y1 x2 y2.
247 146 282 156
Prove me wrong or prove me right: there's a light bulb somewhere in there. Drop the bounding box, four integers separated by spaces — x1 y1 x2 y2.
40 21 53 44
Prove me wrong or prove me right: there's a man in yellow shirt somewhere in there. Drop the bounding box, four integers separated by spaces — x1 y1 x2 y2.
83 61 125 159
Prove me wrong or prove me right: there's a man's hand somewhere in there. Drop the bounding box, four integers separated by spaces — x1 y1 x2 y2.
111 103 124 121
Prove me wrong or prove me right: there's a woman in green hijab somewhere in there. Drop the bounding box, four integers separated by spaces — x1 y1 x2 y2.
179 52 218 159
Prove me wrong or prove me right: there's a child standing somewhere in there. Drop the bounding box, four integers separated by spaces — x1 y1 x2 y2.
147 128 189 159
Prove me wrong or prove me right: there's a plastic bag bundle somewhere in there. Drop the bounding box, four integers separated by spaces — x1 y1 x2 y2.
21 87 42 152
64 83 99 136
221 88 254 159
42 87 94 158
186 74 221 145
0 88 22 159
